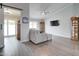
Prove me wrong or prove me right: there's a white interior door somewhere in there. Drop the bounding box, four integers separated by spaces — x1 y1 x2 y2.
0 7 4 48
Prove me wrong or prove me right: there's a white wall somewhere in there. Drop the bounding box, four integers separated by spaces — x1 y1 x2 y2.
21 4 29 42
45 4 74 38
4 3 29 42
3 3 79 41
73 3 79 16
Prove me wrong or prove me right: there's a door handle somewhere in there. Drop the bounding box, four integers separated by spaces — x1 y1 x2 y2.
0 24 2 30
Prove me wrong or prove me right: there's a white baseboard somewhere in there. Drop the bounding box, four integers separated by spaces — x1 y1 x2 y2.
52 34 71 39
20 40 29 43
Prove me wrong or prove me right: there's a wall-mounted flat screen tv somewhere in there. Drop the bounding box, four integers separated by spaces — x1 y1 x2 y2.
50 20 59 26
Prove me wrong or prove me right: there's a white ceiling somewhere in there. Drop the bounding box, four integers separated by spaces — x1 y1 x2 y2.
4 7 21 21
29 3 73 20
4 7 21 16
3 3 74 21
3 3 29 21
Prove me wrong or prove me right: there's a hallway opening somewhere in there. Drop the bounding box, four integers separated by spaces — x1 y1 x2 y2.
4 7 22 40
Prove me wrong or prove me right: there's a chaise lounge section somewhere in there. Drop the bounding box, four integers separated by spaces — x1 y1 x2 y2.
29 29 52 44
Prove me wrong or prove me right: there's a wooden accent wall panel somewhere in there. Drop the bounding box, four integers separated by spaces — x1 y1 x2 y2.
40 19 45 33
16 20 20 40
71 16 79 40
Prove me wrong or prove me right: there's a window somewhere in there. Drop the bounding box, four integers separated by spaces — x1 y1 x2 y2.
29 21 38 29
8 20 16 35
4 19 16 36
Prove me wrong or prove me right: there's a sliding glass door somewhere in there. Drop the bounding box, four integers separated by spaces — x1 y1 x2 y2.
8 20 16 36
4 7 21 37
4 20 8 36
4 19 16 37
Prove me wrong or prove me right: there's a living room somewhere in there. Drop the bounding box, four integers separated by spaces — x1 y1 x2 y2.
0 3 79 56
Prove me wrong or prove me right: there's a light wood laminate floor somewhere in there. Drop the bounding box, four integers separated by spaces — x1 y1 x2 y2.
0 36 79 56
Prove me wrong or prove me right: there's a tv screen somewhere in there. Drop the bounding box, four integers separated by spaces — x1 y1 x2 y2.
50 20 59 26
